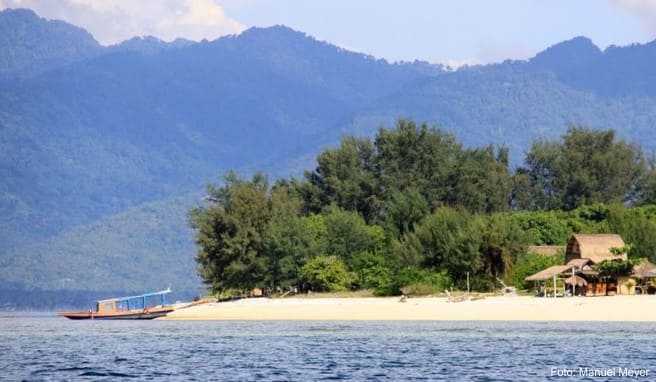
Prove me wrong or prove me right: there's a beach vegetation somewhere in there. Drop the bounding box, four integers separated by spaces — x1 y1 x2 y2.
299 256 354 292
397 268 452 296
192 119 656 295
595 259 634 279
510 252 565 290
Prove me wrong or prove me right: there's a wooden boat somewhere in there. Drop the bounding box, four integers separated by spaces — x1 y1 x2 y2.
58 289 175 320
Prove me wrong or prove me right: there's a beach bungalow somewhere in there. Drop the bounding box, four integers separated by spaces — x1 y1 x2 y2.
564 234 626 264
525 234 629 297
566 234 627 296
628 258 656 294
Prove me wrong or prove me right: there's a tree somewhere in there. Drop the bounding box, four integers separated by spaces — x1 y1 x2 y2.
479 213 528 280
382 188 429 237
391 233 424 268
507 210 572 245
517 126 646 210
595 259 634 279
374 119 461 209
300 137 379 221
263 185 317 290
414 207 482 282
190 172 270 293
448 146 512 213
322 206 386 265
607 204 656 262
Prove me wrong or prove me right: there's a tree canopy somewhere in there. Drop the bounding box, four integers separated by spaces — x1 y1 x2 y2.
191 120 656 296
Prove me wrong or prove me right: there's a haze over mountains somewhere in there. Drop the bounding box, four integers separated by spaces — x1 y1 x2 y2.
1 8 656 307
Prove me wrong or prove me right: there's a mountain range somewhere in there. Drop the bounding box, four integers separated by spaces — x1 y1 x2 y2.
1 8 656 307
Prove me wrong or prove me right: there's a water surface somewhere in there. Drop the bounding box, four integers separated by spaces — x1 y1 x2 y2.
2 314 655 381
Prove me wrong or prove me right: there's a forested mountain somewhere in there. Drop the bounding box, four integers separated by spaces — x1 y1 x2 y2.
347 37 656 156
1 8 656 307
0 8 102 77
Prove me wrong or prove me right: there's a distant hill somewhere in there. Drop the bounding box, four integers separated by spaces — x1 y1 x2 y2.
0 194 201 298
0 8 102 77
1 8 656 307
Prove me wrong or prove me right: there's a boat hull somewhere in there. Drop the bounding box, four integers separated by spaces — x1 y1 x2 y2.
58 307 174 320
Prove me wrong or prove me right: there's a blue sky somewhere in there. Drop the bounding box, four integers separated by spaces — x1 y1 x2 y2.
2 0 654 65
222 0 652 65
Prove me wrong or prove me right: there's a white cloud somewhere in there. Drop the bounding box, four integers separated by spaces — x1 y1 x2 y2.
610 0 656 34
0 0 245 45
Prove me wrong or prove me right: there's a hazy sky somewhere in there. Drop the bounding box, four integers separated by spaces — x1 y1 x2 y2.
1 0 655 66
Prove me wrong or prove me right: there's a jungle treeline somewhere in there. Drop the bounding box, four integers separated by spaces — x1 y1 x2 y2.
191 119 656 296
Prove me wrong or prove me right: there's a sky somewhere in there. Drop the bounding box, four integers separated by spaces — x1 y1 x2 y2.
1 0 655 66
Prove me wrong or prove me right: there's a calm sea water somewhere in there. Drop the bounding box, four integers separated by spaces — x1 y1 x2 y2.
2 315 655 381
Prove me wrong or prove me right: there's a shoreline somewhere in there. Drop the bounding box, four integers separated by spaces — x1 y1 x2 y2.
162 295 656 322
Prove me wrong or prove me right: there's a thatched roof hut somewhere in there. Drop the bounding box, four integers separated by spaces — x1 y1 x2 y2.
632 259 656 279
527 245 565 256
566 258 591 269
565 275 588 287
525 265 572 281
565 234 627 264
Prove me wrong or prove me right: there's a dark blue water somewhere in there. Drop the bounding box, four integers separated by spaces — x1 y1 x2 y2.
2 315 655 381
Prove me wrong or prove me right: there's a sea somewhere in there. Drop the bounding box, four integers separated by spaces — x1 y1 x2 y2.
2 314 655 381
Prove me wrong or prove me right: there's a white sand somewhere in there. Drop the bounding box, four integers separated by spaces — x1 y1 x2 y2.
163 295 656 321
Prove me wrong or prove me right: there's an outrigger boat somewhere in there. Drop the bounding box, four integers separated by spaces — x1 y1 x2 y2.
58 289 175 320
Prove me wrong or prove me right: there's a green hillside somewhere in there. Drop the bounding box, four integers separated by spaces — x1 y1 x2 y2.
0 193 201 294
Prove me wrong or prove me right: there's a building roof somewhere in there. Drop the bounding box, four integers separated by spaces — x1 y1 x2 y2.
566 258 591 268
632 259 656 278
525 265 572 281
527 245 565 256
564 275 588 286
567 234 627 264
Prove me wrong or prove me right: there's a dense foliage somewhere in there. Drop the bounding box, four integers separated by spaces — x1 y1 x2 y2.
595 259 634 279
514 127 646 210
193 121 656 295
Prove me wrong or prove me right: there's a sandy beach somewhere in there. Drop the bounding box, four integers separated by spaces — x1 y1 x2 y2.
163 295 656 321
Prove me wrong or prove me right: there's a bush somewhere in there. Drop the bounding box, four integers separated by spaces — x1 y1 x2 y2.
595 259 633 278
350 251 394 295
397 268 452 296
414 208 482 280
461 274 498 292
400 283 439 296
300 256 353 292
510 252 563 290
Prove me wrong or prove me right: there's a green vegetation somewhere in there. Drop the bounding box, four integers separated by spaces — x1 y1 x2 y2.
300 256 353 292
510 252 564 290
193 120 656 296
595 259 634 279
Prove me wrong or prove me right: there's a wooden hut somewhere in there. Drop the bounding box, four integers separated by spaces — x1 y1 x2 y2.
525 234 631 297
564 234 627 296
565 234 626 264
628 258 656 294
525 265 573 297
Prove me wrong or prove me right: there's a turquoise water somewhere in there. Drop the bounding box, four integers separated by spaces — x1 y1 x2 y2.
2 315 655 381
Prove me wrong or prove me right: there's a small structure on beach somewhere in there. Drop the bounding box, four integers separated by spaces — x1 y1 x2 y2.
628 258 656 294
525 234 639 297
565 234 627 264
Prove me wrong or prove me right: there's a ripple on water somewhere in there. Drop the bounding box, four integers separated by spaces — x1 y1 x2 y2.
3 319 656 381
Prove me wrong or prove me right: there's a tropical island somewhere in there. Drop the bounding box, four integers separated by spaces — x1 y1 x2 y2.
164 119 656 320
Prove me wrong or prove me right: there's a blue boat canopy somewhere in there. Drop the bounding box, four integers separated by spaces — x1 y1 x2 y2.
97 289 171 311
